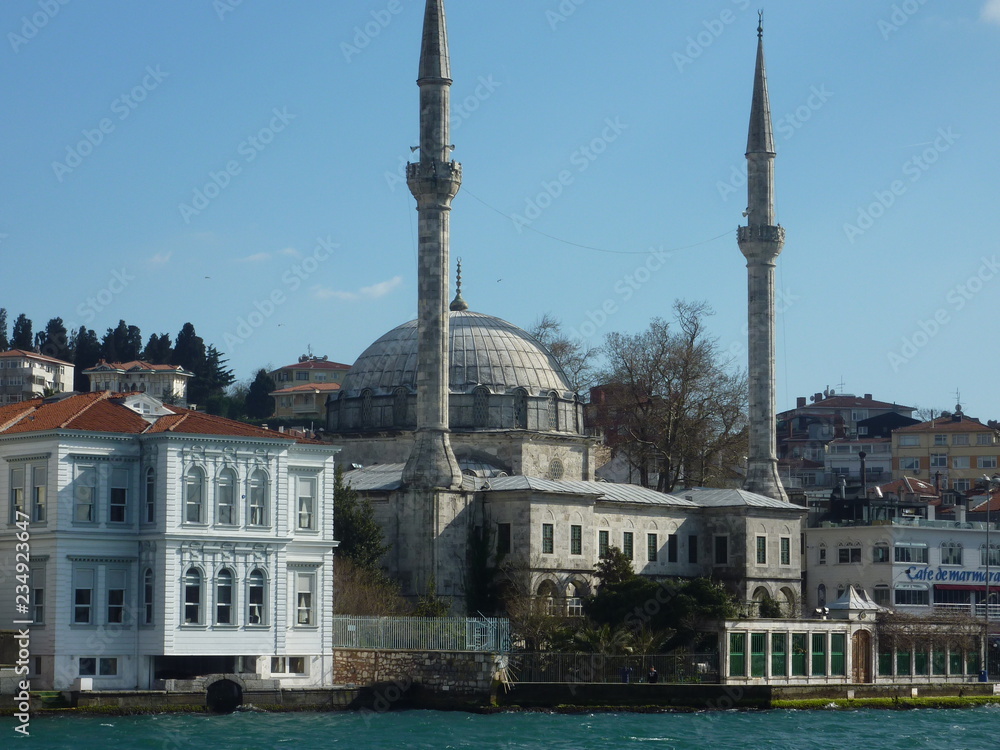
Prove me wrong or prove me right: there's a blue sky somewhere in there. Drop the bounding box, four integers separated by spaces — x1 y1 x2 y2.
1 0 999 417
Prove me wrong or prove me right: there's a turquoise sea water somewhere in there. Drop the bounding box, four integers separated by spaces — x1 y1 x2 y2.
5 707 1000 749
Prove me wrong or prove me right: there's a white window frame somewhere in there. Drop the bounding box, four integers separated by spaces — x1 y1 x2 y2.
185 466 205 524
248 471 268 526
295 572 316 627
248 569 267 626
74 465 97 523
109 467 129 524
296 476 317 531
216 469 237 526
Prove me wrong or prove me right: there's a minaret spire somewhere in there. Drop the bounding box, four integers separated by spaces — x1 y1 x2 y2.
450 258 469 312
738 17 788 502
403 0 463 491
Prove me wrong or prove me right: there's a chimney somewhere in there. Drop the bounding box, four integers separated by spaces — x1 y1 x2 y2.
797 397 806 408
864 393 872 400
926 503 935 521
955 504 966 523
814 392 823 402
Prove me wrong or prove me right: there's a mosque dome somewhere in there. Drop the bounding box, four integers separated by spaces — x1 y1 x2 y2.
340 310 572 397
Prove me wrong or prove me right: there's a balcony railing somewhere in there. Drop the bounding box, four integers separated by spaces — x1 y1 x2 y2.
934 603 1000 622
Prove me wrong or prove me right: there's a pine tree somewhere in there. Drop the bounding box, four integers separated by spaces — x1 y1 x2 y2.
142 333 173 364
0 308 8 350
10 313 33 350
245 368 276 419
38 318 71 362
71 327 102 392
333 465 390 570
101 320 142 363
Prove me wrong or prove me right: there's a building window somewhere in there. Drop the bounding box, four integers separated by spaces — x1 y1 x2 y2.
216 469 237 525
360 389 374 429
873 585 890 607
929 453 947 468
295 371 309 381
714 535 728 565
934 435 947 446
248 569 266 625
899 435 919 447
249 470 268 526
105 569 126 624
497 523 511 555
542 523 554 554
817 583 826 607
566 582 584 616
941 543 962 566
79 657 118 677
982 545 1000 567
570 525 582 555
598 530 610 558
894 544 928 564
548 458 564 481
143 467 155 524
899 457 920 472
756 536 767 565
729 633 746 678
894 587 929 606
978 456 997 469
838 546 861 564
9 466 25 523
297 476 316 530
622 532 634 560
513 389 528 429
74 465 97 523
780 537 791 566
295 572 315 626
688 535 698 564
393 388 408 426
142 568 154 625
73 568 95 625
216 568 234 625
646 533 658 562
473 386 490 428
952 456 970 470
109 468 128 524
954 479 971 491
185 466 205 524
31 568 45 624
31 465 46 523
271 656 306 674
873 544 890 563
978 433 995 446
547 392 559 431
953 434 969 446
183 568 202 625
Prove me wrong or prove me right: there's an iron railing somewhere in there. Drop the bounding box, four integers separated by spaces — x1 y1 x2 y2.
331 615 510 652
507 652 719 684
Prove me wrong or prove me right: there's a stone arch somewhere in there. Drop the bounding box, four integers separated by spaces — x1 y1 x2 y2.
206 678 243 714
779 586 797 617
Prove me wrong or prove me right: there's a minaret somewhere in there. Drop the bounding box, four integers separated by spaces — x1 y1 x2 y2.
738 14 788 502
402 0 463 490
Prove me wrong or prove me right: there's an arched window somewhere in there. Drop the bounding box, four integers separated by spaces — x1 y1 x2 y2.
248 569 266 625
184 466 205 524
473 386 490 428
248 470 268 526
817 583 827 607
513 389 528 429
547 392 559 431
393 388 408 427
183 568 202 624
142 568 154 625
536 581 558 616
360 389 374 429
216 469 237 525
143 467 155 524
566 582 584 616
216 569 234 625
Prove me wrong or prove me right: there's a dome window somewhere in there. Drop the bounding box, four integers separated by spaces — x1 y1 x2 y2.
392 388 408 427
473 386 490 428
513 388 528 429
547 392 559 431
360 389 374 429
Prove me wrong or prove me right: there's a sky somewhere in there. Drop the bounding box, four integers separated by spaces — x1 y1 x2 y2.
1 0 999 417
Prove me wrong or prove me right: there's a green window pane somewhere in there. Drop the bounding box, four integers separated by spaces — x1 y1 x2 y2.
896 651 911 676
771 633 787 677
729 633 746 677
932 650 947 675
811 633 826 676
878 650 893 677
791 633 807 676
750 632 766 677
830 633 846 677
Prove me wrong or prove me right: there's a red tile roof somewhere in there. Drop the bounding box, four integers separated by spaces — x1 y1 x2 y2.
895 417 993 433
276 359 351 371
877 476 938 496
83 359 192 374
0 391 315 443
270 382 341 395
0 349 73 366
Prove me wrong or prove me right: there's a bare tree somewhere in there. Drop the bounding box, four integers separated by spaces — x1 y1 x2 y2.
529 313 599 396
595 301 748 492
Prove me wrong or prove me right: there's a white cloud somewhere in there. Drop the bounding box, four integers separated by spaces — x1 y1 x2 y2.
983 0 1000 24
279 247 301 258
239 252 271 263
148 252 172 265
312 275 403 302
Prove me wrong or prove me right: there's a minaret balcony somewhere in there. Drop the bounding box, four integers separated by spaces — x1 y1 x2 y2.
737 225 785 244
407 160 463 200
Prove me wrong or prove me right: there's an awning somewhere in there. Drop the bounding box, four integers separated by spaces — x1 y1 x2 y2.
934 584 986 591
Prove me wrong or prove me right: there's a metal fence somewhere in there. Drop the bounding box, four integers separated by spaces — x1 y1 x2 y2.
331 615 511 652
507 652 719 684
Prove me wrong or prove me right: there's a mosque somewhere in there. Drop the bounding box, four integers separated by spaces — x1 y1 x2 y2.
328 0 803 616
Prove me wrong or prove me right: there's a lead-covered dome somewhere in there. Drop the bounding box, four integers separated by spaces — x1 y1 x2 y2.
341 311 572 396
